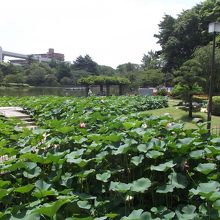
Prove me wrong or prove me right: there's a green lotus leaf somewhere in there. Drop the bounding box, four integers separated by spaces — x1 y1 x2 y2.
24 162 37 170
112 144 130 155
157 172 187 193
94 217 107 220
73 136 87 144
66 157 88 167
168 172 188 189
131 178 151 193
65 149 85 161
175 205 198 219
213 199 220 210
137 144 148 153
150 161 175 172
211 138 220 144
121 209 157 220
121 209 143 220
195 163 216 175
32 199 70 218
77 169 95 178
23 166 42 179
0 188 13 199
21 153 45 164
209 191 220 201
123 121 140 130
156 184 174 193
96 171 111 182
178 138 194 145
193 181 220 198
32 189 58 199
105 134 122 142
14 184 35 194
35 179 51 191
189 150 204 159
67 217 93 220
0 180 11 188
10 214 40 220
182 205 197 214
105 213 118 218
131 155 144 166
77 200 91 210
109 182 131 193
146 150 163 159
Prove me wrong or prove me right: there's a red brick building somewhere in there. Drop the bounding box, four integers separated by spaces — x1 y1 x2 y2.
37 48 64 62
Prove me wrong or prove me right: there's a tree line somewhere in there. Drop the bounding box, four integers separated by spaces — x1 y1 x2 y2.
1 0 220 97
0 53 164 89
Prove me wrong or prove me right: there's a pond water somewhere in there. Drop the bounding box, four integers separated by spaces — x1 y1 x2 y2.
0 86 126 97
0 87 87 97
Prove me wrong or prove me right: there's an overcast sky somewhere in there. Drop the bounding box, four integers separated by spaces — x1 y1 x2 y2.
1 0 203 68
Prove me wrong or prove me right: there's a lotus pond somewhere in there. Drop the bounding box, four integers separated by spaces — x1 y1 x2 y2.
0 96 220 219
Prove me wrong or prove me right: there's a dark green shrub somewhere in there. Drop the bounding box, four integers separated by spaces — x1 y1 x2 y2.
212 96 220 116
157 88 168 96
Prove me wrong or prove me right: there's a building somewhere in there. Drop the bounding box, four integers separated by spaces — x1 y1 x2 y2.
9 48 64 65
36 48 64 62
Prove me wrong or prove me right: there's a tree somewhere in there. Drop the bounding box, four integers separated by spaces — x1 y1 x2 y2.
25 64 47 86
140 69 164 87
44 74 59 86
60 77 73 85
141 50 163 70
193 44 220 93
173 59 204 118
73 55 98 74
154 0 220 73
116 63 140 74
97 65 116 76
3 74 24 84
56 62 71 81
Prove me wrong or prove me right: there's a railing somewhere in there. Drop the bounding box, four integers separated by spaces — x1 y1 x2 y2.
211 126 220 136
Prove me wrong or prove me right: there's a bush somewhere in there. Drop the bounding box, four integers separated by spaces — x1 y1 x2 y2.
212 96 220 116
157 88 168 96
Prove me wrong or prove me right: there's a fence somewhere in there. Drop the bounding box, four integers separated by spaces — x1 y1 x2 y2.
211 126 220 136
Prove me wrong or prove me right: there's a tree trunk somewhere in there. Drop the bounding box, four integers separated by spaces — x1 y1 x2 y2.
106 85 110 96
189 94 193 118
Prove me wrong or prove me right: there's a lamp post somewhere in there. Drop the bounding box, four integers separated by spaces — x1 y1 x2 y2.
207 22 220 132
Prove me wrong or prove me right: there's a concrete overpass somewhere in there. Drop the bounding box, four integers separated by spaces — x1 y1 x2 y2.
0 47 51 63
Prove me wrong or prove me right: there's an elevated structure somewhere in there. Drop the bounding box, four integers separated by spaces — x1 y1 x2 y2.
0 47 64 64
0 47 27 61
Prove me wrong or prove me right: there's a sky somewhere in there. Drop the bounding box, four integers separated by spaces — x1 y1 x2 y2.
1 0 203 68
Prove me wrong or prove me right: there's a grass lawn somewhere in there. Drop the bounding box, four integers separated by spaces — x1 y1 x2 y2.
147 98 220 131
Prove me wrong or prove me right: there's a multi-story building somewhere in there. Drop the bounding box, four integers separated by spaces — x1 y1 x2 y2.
9 48 64 65
36 48 64 62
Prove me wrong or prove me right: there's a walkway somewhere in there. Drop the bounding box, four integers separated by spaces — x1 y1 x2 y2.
0 107 37 129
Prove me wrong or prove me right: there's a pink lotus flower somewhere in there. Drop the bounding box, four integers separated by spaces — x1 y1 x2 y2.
80 123 86 128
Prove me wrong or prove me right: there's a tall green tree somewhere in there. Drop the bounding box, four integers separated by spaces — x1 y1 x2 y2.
116 63 140 74
141 50 163 70
193 44 220 93
73 55 98 74
154 0 220 73
173 59 204 118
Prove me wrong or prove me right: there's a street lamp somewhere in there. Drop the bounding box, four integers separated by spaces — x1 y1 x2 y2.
207 22 220 132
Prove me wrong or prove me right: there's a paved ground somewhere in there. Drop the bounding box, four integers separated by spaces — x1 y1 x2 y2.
0 107 37 129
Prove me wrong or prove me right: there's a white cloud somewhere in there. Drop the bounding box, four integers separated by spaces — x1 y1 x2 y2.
1 0 203 68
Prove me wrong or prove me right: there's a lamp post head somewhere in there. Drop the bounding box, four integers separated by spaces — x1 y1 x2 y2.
209 22 220 33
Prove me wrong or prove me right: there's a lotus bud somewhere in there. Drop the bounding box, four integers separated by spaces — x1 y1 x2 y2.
80 122 86 128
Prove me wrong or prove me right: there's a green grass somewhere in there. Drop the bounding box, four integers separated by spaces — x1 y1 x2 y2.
147 98 220 130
